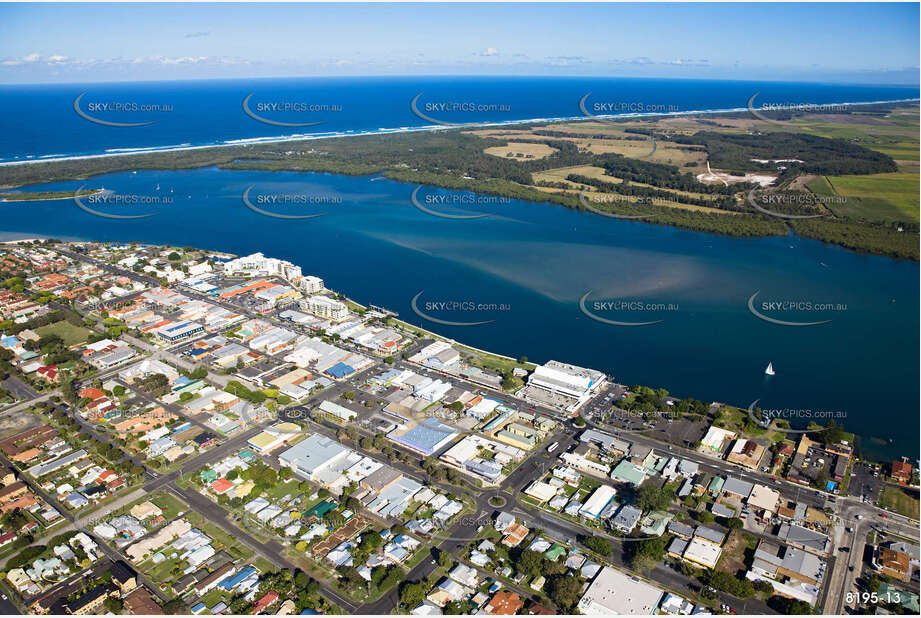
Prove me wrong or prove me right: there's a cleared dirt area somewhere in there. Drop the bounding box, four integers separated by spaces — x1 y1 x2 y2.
697 165 776 188
717 530 751 577
788 174 818 191
483 141 558 159
0 409 40 441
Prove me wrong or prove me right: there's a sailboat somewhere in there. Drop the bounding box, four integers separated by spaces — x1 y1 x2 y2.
764 362 775 376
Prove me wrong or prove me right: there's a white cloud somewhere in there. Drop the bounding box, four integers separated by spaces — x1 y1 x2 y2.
545 55 590 66
479 47 498 57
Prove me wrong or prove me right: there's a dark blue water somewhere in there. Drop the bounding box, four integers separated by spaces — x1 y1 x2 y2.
0 76 916 162
1 168 917 461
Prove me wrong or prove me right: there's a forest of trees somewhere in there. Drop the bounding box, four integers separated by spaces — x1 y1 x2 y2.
671 131 898 176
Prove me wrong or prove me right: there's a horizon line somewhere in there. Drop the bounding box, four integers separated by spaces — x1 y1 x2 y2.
1 73 919 88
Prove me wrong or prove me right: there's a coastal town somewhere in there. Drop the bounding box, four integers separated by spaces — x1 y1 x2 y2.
0 239 917 616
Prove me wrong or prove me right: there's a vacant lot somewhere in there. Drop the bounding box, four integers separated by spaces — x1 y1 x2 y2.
880 486 920 519
717 530 751 577
35 320 93 347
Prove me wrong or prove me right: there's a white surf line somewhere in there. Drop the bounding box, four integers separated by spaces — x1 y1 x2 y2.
0 97 915 168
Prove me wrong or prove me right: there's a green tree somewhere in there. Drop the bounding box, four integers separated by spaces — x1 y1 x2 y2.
635 483 677 512
161 599 186 615
706 571 755 598
769 596 815 615
696 510 715 524
546 574 584 611
582 535 613 556
400 581 428 608
630 552 657 573
501 372 523 393
819 420 846 445
444 601 474 614
103 596 124 614
437 548 453 569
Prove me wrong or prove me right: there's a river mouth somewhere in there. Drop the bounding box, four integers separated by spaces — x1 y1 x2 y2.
2 167 917 460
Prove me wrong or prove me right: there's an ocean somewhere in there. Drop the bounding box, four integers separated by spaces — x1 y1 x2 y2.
0 75 917 163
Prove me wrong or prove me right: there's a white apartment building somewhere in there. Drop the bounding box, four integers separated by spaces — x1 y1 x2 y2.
221 252 302 282
298 275 324 294
300 295 349 321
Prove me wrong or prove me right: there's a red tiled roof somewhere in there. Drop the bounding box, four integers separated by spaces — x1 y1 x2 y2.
252 591 279 614
79 387 106 400
486 591 523 615
210 479 233 494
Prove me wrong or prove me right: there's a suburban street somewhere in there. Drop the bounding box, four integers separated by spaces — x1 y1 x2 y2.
0 242 916 616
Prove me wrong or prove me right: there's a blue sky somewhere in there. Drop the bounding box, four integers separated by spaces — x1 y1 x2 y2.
1 2 918 84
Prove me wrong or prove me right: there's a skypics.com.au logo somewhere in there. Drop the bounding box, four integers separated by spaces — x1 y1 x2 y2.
410 92 512 126
747 399 846 435
747 291 846 327
73 186 173 219
410 186 510 220
578 190 658 220
74 92 173 127
410 291 510 327
747 92 848 126
242 93 342 127
746 189 844 219
241 185 341 220
579 291 678 326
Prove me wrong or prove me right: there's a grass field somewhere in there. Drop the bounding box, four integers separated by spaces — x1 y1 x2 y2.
532 165 733 214
880 486 920 519
807 175 914 222
35 320 93 347
473 123 705 166
816 173 919 221
108 491 187 523
263 478 302 503
483 141 558 159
